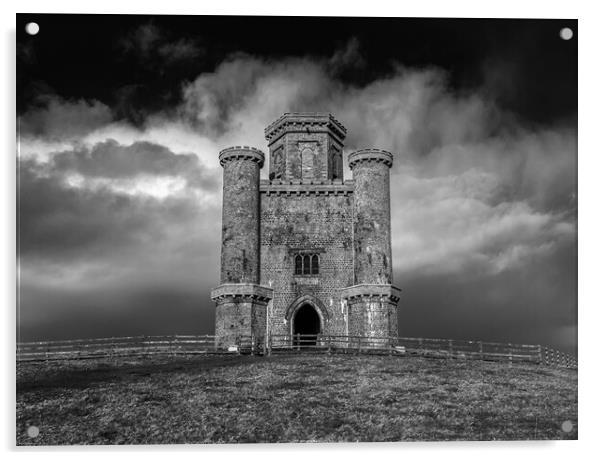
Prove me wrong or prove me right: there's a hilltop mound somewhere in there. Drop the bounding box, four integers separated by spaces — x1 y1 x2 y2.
17 354 577 444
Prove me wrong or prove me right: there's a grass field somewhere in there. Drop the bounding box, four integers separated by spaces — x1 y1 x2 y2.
16 353 577 444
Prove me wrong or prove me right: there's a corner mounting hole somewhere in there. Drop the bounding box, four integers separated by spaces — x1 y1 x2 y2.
559 27 573 40
27 425 39 438
25 22 39 35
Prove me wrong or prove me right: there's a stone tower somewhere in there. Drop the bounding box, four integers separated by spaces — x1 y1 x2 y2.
211 113 401 348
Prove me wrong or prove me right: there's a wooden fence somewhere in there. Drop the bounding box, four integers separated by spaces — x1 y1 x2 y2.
16 335 217 361
16 334 577 369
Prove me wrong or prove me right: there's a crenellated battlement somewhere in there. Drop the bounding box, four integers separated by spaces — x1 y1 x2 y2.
341 284 402 304
264 112 347 145
219 146 265 167
260 180 354 196
348 149 394 169
211 283 273 305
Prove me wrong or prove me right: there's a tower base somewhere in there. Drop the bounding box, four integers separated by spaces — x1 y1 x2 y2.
211 283 273 349
341 284 401 343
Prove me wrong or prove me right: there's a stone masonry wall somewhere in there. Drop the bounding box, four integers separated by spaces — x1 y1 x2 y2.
259 182 354 336
214 298 267 348
269 132 332 181
348 298 398 338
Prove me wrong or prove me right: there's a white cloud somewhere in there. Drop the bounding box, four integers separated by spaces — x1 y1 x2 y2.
391 170 574 276
62 173 189 200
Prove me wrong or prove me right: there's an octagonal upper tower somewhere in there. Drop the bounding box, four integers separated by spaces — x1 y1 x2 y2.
264 112 347 181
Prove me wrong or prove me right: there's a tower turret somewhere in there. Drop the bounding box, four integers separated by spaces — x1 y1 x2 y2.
342 148 401 339
211 146 273 349
349 149 393 284
218 146 263 284
264 113 346 181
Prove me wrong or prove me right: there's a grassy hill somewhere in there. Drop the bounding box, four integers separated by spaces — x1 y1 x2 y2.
16 353 577 444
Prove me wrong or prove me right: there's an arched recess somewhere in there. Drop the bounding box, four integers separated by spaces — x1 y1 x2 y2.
285 294 330 334
301 147 314 180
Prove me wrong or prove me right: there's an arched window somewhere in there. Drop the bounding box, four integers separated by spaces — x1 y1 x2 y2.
273 148 284 179
295 255 303 275
311 254 319 274
301 147 314 180
331 149 342 180
303 255 311 275
294 253 321 276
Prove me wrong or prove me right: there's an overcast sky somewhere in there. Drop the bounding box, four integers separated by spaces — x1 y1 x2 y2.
16 15 577 353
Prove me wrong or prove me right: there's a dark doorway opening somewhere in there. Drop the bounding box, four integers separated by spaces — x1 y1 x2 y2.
293 303 321 347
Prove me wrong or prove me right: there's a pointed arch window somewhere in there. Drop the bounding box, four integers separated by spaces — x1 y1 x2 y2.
311 254 319 274
303 255 311 275
295 255 303 275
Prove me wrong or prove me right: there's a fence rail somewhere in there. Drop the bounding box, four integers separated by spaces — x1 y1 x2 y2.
16 334 577 369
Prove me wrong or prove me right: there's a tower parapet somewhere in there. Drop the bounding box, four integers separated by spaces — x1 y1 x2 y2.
219 146 265 168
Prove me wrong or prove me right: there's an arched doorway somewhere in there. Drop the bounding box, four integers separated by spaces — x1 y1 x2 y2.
293 303 321 347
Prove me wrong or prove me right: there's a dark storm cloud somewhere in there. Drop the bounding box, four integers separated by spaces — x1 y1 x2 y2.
157 39 202 64
397 241 577 354
16 41 36 65
121 22 162 57
327 37 367 77
19 95 113 140
51 139 219 190
18 158 204 260
120 22 203 66
18 280 216 342
18 136 221 266
18 145 222 341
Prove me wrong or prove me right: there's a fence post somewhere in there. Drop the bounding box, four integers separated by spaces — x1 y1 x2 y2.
508 343 513 367
478 341 483 360
544 347 548 366
448 339 453 359
536 344 542 364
